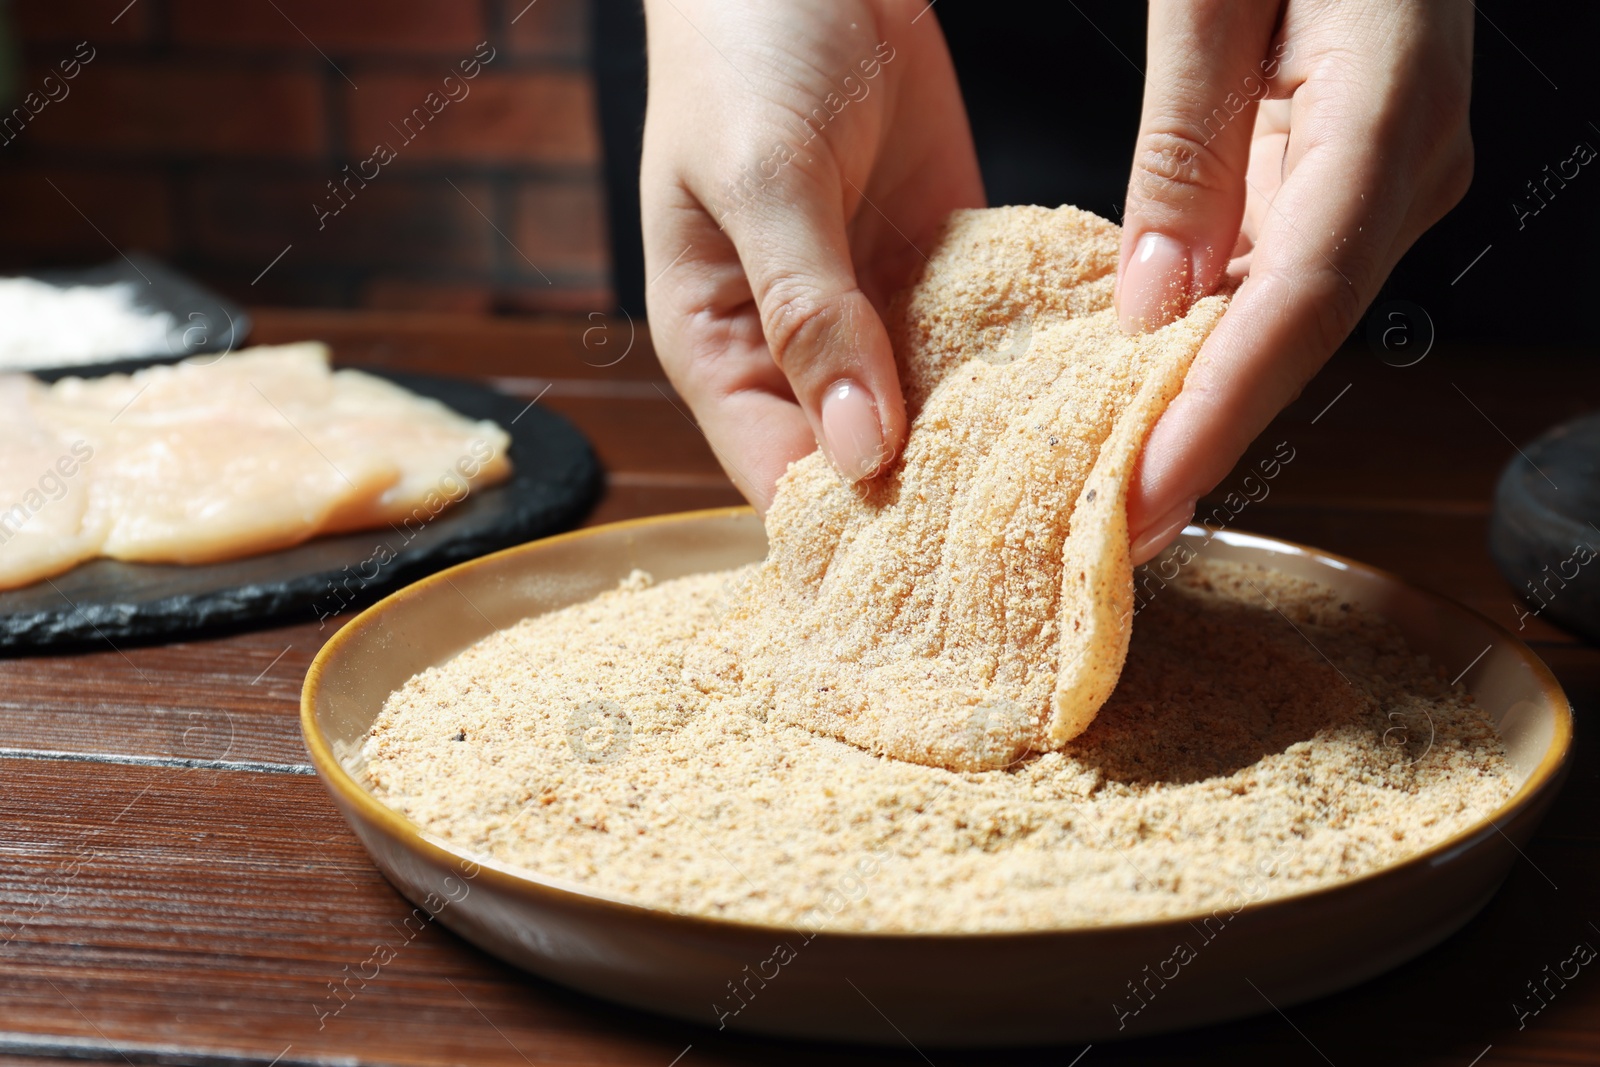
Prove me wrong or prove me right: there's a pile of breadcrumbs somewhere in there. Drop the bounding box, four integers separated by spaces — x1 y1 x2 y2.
359 206 1515 932
361 558 1513 932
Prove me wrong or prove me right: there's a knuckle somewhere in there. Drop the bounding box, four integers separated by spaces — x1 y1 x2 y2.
646 296 733 403
759 277 838 371
1129 128 1235 205
672 306 725 375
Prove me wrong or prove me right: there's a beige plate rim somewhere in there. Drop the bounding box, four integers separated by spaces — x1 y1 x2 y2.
301 506 1575 941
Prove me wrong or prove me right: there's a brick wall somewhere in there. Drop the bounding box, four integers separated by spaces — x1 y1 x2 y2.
0 0 611 314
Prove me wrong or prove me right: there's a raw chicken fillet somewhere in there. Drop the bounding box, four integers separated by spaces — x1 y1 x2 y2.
0 343 513 589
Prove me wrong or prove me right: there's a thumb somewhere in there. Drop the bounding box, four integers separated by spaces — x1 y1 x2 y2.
723 169 908 483
1117 0 1280 333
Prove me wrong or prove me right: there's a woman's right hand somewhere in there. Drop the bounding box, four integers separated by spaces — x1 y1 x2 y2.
640 0 984 510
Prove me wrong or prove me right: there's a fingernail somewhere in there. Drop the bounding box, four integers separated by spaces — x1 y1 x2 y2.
1118 232 1191 334
820 378 888 482
1129 497 1196 564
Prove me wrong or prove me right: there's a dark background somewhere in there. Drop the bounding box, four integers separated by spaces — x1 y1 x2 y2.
0 0 1593 349
599 0 1600 349
0 0 610 314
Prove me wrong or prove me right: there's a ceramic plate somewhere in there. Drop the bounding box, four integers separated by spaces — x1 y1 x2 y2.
302 509 1572 1046
1 372 600 651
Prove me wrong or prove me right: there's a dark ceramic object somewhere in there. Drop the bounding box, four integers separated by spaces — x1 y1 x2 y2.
0 371 600 652
1490 411 1600 644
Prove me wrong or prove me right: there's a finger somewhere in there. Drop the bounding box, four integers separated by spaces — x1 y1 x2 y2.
637 1 904 505
641 185 816 512
1128 67 1473 559
1117 0 1282 333
712 161 910 485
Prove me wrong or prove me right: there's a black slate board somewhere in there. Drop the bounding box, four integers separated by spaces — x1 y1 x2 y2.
1489 410 1600 644
21 253 250 380
0 371 601 653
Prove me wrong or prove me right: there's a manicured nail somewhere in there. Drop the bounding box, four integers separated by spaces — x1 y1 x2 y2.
820 378 887 482
1118 232 1191 334
1129 497 1196 564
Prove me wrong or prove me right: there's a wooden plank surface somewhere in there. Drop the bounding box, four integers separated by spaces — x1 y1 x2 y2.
0 756 1595 1067
1 309 1595 1066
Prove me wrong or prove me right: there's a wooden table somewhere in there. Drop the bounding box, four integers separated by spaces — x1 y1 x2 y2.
2 311 1594 1066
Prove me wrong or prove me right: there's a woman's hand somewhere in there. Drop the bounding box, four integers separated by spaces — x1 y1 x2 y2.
1117 0 1475 561
640 0 983 509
